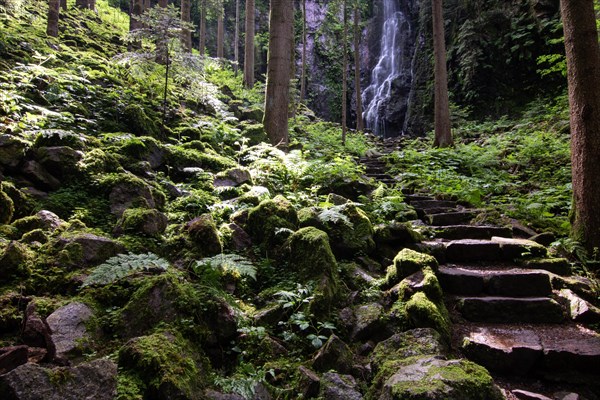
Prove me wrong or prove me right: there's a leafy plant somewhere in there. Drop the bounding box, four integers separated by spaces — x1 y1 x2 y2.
214 363 273 400
81 252 169 287
192 253 257 281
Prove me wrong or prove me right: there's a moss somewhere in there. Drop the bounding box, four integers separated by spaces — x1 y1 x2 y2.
287 227 340 315
0 241 33 281
21 228 48 244
117 207 167 237
385 249 438 288
166 145 235 173
122 104 160 137
404 292 451 341
185 214 222 256
118 329 211 400
376 356 503 400
33 130 87 150
246 195 298 249
240 121 268 145
78 148 122 175
0 190 14 224
322 204 375 259
297 207 324 229
1 182 35 220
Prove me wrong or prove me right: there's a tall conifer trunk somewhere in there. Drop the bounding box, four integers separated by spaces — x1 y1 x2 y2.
432 0 453 147
181 0 192 52
217 8 225 58
342 0 348 145
263 0 294 147
561 0 600 258
244 0 255 88
199 0 207 55
354 3 363 132
47 0 60 37
234 0 240 73
300 0 307 102
60 0 66 11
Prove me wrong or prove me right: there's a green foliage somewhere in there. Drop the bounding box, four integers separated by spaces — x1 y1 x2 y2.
192 253 257 281
81 252 169 287
214 363 273 400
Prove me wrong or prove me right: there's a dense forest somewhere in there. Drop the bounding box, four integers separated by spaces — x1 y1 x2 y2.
0 0 600 399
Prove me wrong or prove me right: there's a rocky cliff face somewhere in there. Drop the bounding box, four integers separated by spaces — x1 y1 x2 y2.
299 0 429 137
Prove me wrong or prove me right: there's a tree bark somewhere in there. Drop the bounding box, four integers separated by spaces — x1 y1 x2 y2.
300 0 307 102
354 3 363 132
181 0 192 52
88 0 96 10
217 8 225 58
199 0 207 55
263 0 294 148
342 0 348 145
561 0 600 258
60 0 66 11
234 0 240 73
244 0 255 88
158 0 168 7
432 0 453 147
75 0 89 8
47 0 60 37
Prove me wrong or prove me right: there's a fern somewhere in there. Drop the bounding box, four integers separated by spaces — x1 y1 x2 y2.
194 254 257 281
81 252 169 288
317 206 353 227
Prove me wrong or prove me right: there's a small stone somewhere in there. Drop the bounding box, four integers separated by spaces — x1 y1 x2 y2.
558 289 600 323
319 372 363 400
512 389 553 400
0 346 28 375
312 334 354 374
297 366 320 398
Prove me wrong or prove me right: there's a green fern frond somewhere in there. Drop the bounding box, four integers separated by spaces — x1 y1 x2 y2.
318 207 352 227
195 254 257 281
81 252 169 288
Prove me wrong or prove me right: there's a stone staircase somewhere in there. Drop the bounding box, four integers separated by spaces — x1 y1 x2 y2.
403 194 600 397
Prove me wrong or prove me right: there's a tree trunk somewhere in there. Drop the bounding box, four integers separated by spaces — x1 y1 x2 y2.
88 0 96 10
234 0 240 73
354 4 363 132
47 0 60 37
432 0 453 147
181 0 192 52
60 0 66 11
217 9 225 59
158 0 168 7
342 0 348 145
561 0 600 258
199 0 207 55
299 0 307 102
263 0 294 148
75 0 89 8
244 0 255 88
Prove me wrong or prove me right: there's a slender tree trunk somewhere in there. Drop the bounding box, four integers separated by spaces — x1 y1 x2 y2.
75 0 89 8
159 0 168 7
199 0 207 55
561 0 600 258
300 0 307 102
129 0 144 51
156 0 168 63
244 0 255 88
342 0 348 145
234 0 240 73
432 0 453 147
88 0 96 10
263 0 294 148
47 0 60 37
60 0 66 11
354 3 364 132
217 9 225 58
181 0 192 52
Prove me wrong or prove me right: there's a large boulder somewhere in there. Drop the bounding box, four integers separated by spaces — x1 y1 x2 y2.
0 359 117 400
185 214 222 256
213 167 252 188
22 160 61 191
319 372 363 400
35 146 83 180
246 195 298 249
287 227 340 314
0 189 14 224
105 173 166 217
318 204 375 259
0 134 29 169
46 302 94 362
312 334 355 374
0 241 33 281
115 207 168 236
384 249 438 289
56 233 125 266
118 330 210 400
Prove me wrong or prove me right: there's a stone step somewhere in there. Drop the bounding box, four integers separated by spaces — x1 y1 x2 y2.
403 194 435 202
408 199 458 209
458 323 600 380
445 238 547 262
438 266 553 297
416 207 458 219
427 211 477 226
454 296 566 323
433 225 513 240
518 258 572 276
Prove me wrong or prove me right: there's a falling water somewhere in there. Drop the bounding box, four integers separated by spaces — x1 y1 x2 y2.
362 0 412 137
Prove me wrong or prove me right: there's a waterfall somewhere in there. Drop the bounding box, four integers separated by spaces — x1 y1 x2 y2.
362 0 412 137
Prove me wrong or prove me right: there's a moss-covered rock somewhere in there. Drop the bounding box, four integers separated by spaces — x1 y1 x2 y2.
1 182 35 220
319 204 375 259
116 207 168 236
287 227 340 315
100 173 166 217
0 189 14 224
0 241 33 281
122 104 161 137
246 195 298 250
403 292 451 341
185 214 222 256
384 249 438 288
166 145 236 174
390 267 444 304
373 356 503 400
118 330 210 400
240 121 268 145
0 134 30 168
